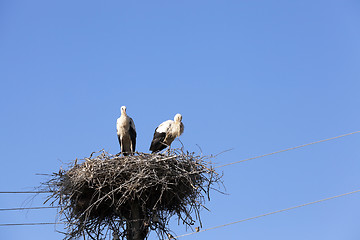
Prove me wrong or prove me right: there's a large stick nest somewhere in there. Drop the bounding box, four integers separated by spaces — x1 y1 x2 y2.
43 149 223 240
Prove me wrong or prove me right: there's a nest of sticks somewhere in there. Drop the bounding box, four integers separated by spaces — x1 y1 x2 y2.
43 149 223 240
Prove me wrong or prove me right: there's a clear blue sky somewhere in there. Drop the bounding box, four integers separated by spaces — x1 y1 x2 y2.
1 1 360 239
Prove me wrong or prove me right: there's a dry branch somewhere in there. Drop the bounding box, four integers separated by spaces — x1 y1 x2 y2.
42 149 223 240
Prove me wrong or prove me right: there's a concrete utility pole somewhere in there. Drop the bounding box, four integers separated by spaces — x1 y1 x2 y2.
126 201 148 240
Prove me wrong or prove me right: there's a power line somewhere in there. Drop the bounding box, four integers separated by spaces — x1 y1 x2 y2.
0 222 61 227
215 130 360 169
0 206 58 211
0 191 52 194
1 131 359 194
173 189 360 239
0 189 359 233
0 131 358 227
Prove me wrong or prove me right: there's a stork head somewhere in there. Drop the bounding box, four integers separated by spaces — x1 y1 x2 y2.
174 113 182 122
121 106 127 115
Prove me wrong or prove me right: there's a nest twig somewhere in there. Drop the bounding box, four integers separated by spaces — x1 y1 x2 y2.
42 149 223 240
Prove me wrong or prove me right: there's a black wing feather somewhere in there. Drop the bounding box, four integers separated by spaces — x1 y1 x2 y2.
150 130 167 153
129 126 137 152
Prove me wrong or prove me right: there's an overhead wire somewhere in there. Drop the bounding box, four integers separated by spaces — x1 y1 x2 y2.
173 189 360 239
215 130 360 169
1 131 359 195
1 130 358 195
0 222 60 226
0 130 359 236
0 189 359 230
0 206 58 211
0 191 52 194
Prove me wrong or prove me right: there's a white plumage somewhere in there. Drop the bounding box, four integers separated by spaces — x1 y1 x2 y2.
150 114 184 153
116 106 137 156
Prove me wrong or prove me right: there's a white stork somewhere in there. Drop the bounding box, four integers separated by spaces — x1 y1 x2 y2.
116 106 137 156
150 114 184 153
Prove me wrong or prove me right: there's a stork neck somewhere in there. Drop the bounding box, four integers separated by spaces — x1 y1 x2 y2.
171 121 181 137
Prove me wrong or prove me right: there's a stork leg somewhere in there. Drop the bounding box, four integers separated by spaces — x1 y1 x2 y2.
117 135 123 155
118 135 126 156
